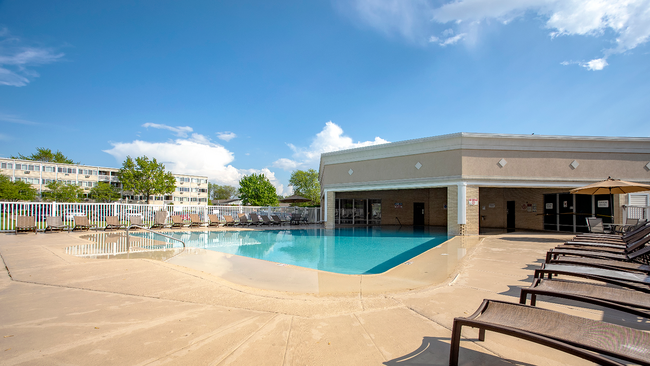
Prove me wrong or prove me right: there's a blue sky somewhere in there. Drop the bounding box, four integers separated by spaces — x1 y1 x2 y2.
1 0 649 195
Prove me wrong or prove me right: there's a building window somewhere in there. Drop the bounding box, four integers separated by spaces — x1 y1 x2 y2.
191 197 198 202
174 197 182 202
57 167 76 174
177 187 190 192
199 198 207 202
79 169 97 175
43 166 56 172
1 163 13 169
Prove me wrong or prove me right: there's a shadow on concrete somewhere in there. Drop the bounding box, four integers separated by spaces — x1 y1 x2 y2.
383 336 534 365
499 236 567 244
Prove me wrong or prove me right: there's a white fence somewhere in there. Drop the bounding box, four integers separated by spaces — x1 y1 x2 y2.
0 201 321 232
625 205 649 222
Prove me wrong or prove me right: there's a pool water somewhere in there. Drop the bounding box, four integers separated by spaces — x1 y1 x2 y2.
130 227 449 275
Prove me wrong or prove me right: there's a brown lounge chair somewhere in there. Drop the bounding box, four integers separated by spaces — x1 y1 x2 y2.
223 215 238 226
552 233 650 256
15 216 37 234
534 263 650 291
207 214 221 227
150 211 169 229
170 215 188 228
546 246 650 274
45 216 67 232
564 223 650 247
249 213 265 226
546 236 650 265
238 213 251 226
271 215 286 226
261 215 277 225
73 216 92 231
189 214 207 227
104 216 124 231
128 215 146 229
450 299 650 366
520 277 650 318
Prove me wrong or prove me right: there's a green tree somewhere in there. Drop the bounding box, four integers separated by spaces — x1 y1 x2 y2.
89 182 121 202
209 183 237 202
118 156 176 204
0 175 38 201
288 169 321 206
238 174 278 206
11 147 76 164
43 181 84 202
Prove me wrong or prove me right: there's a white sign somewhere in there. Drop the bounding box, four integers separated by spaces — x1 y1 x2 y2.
597 200 609 208
545 203 553 209
468 198 478 206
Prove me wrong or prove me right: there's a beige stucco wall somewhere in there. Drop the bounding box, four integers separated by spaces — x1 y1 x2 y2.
321 150 462 186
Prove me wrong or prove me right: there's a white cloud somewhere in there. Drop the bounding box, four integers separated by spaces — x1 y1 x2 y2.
0 113 38 125
216 131 237 142
272 121 389 171
0 29 64 86
142 123 193 137
340 0 650 69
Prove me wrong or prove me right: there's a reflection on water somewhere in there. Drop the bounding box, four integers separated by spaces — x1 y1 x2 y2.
68 232 183 260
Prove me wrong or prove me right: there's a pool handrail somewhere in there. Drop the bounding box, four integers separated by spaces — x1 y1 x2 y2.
125 225 185 248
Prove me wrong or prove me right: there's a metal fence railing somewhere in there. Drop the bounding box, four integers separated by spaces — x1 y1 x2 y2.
624 205 649 222
0 201 321 232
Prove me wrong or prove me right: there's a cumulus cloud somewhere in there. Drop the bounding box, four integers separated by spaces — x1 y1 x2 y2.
272 121 389 171
0 28 64 86
216 131 237 142
142 123 193 137
339 0 650 69
104 131 289 195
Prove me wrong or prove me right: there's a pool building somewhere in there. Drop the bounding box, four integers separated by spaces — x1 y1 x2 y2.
319 133 650 235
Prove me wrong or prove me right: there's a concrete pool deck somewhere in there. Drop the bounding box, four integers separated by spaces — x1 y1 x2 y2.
1 228 647 365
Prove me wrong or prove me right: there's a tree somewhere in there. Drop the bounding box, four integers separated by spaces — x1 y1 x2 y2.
11 147 76 164
209 183 237 202
89 182 121 202
238 174 278 206
118 156 176 204
43 181 84 202
0 175 38 201
288 169 321 206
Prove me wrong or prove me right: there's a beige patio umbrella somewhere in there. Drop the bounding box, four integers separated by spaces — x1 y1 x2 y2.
570 177 650 195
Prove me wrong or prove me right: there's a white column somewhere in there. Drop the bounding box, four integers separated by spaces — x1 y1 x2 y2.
457 182 467 225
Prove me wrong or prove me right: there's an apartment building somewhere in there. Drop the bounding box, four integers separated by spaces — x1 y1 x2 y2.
0 157 209 205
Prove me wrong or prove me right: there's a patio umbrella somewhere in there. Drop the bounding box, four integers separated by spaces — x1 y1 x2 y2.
279 194 311 203
570 177 650 195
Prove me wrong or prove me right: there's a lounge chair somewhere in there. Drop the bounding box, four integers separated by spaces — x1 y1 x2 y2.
129 215 146 229
238 213 251 226
73 216 92 231
170 215 188 228
261 215 277 225
520 277 650 318
249 213 265 226
554 232 650 255
271 215 287 226
45 216 67 232
534 263 650 291
207 214 221 227
569 222 650 245
547 235 650 261
15 216 37 234
104 216 124 231
150 211 169 229
189 214 207 227
547 250 650 274
290 213 302 225
450 299 650 366
223 215 238 226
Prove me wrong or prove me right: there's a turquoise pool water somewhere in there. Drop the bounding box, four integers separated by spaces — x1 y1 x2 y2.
130 227 449 275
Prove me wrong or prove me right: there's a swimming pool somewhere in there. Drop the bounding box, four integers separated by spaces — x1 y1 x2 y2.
129 227 449 275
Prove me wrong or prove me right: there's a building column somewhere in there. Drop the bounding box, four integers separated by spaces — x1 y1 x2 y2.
325 191 335 229
447 183 479 236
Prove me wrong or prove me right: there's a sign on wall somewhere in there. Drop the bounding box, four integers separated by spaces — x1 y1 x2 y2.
597 200 609 208
394 203 403 209
468 198 478 206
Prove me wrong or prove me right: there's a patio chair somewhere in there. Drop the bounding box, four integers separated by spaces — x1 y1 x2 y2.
128 215 146 229
571 221 650 244
150 211 169 229
271 215 287 225
261 215 277 225
450 299 650 366
238 213 251 226
104 216 124 231
207 214 221 227
189 214 207 227
290 213 302 225
170 215 188 228
520 277 650 318
547 249 650 274
249 213 265 226
45 216 67 232
548 234 650 260
534 263 650 291
223 215 238 226
73 216 92 231
15 216 37 234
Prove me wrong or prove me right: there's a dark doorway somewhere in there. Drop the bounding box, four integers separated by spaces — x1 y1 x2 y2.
413 202 425 226
543 194 557 231
558 193 574 232
506 201 515 232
